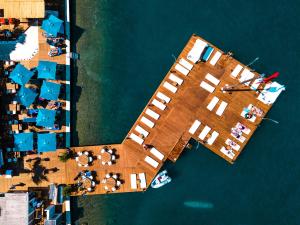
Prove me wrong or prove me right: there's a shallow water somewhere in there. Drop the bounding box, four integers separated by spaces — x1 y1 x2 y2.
71 0 300 224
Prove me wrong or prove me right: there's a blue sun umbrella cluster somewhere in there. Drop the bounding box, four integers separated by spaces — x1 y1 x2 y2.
14 132 33 151
36 109 56 128
17 87 38 108
37 61 57 80
41 15 64 37
37 133 57 153
40 81 61 101
9 64 34 85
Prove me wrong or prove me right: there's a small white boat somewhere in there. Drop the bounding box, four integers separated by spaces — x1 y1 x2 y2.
151 170 171 188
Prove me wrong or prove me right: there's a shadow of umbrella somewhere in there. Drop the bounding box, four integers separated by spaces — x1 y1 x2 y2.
30 160 49 185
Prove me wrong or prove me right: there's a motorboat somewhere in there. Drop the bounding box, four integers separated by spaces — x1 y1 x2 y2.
151 170 171 188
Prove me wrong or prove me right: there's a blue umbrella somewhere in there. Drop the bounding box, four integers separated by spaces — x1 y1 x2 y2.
41 15 64 37
9 64 34 85
17 87 38 107
37 133 57 152
0 149 4 168
36 109 56 128
14 132 33 151
37 61 57 80
40 81 61 100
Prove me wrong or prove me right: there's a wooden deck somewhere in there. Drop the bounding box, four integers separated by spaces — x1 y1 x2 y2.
0 34 283 195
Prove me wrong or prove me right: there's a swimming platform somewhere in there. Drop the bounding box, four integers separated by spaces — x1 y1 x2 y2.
0 34 285 194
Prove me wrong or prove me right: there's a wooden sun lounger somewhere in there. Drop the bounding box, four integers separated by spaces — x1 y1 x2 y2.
150 147 164 161
169 73 183 85
200 81 215 93
144 156 159 168
199 126 211 140
163 81 177 93
179 58 193 70
207 96 219 111
152 99 166 110
207 131 219 145
139 173 147 189
129 133 144 145
156 91 171 103
220 147 235 159
205 73 220 86
216 101 228 116
135 125 149 137
209 51 222 66
189 120 201 134
225 139 240 151
231 64 243 78
141 116 155 128
145 108 160 120
130 174 137 189
175 64 189 76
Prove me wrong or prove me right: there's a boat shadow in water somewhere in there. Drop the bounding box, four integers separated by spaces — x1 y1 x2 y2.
183 201 214 209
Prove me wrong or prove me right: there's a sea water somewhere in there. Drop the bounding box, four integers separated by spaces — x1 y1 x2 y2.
71 0 300 224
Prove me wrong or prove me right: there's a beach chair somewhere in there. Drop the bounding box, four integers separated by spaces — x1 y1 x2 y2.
141 116 155 128
205 73 220 86
225 139 240 151
145 108 160 120
139 173 147 189
175 64 189 76
201 46 214 62
230 133 246 143
209 51 222 66
198 126 211 140
236 122 251 135
207 131 219 145
169 73 183 85
216 101 228 116
220 147 235 159
130 174 137 189
150 147 164 161
179 58 193 70
250 78 262 91
156 92 171 103
187 39 208 63
135 125 149 137
239 69 255 86
163 81 177 93
200 81 215 93
188 120 201 135
231 64 243 78
129 133 144 145
207 96 219 111
152 99 166 110
144 156 159 168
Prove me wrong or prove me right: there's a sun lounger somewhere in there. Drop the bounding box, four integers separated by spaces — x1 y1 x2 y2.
209 51 222 66
139 173 147 189
141 116 155 128
150 147 164 161
207 131 219 145
152 99 166 110
200 81 215 93
231 133 246 143
250 78 262 90
207 96 219 111
225 139 240 151
198 126 211 140
130 174 137 189
231 64 243 78
163 81 177 93
205 73 220 86
129 133 144 145
144 156 159 168
201 46 214 62
145 108 160 120
156 92 171 103
239 69 255 85
189 120 201 134
220 147 235 159
169 73 183 85
135 125 149 137
179 58 193 70
175 64 189 76
236 122 251 135
187 39 208 63
216 101 228 116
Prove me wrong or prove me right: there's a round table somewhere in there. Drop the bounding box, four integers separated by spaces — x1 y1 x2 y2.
81 178 92 189
78 155 89 166
104 177 117 191
101 152 112 164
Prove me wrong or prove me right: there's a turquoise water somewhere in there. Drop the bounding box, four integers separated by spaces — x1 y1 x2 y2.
71 0 300 224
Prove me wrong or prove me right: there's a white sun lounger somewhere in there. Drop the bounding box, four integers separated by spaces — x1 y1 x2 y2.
198 126 211 140
139 173 147 189
141 116 155 128
209 51 222 66
129 133 144 145
188 120 201 134
163 81 177 93
135 125 149 137
231 133 246 143
169 73 183 85
207 131 219 145
156 92 170 103
145 108 160 120
216 101 228 116
205 73 220 86
220 147 235 159
225 139 240 151
187 39 207 63
207 96 219 111
130 174 137 189
144 156 159 168
200 81 215 93
236 122 251 135
250 78 262 90
179 58 193 70
150 147 164 161
152 99 166 110
175 64 189 76
231 64 243 78
239 69 255 85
